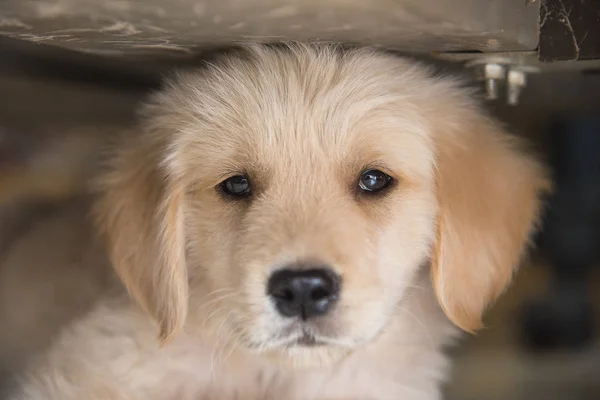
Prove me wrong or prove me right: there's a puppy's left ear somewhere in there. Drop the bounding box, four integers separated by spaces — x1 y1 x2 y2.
431 107 550 333
93 131 188 344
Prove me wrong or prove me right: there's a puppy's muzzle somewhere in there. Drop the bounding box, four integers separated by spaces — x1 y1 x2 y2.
267 267 340 320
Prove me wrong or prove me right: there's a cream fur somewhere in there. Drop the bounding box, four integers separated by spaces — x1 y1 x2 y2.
0 43 549 400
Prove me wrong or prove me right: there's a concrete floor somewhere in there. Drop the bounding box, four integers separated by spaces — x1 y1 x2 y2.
445 263 600 400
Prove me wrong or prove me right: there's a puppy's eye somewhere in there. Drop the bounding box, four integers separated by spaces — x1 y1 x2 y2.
220 175 251 197
358 169 392 193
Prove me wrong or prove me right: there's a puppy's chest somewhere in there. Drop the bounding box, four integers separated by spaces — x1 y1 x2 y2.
196 354 443 400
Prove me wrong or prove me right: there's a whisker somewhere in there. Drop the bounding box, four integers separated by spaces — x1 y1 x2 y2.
208 312 234 384
396 306 435 351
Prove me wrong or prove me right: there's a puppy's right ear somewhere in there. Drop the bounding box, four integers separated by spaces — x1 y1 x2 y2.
93 131 187 344
430 105 549 333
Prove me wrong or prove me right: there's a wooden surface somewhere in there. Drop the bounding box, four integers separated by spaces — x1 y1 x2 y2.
0 0 538 58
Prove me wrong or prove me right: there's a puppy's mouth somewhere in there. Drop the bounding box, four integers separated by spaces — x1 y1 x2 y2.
286 331 326 348
246 325 333 351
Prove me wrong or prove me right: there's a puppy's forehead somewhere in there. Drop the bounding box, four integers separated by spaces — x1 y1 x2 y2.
162 45 434 178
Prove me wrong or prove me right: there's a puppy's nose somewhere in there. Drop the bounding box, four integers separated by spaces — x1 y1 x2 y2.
267 268 340 320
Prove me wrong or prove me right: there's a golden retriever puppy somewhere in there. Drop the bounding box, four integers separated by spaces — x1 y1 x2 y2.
2 43 548 400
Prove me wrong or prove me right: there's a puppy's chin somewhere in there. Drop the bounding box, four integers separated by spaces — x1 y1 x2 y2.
261 345 351 369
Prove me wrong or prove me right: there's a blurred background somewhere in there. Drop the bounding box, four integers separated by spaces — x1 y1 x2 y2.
1 1 600 399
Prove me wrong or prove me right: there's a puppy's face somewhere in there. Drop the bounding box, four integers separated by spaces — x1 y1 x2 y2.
168 48 438 366
96 45 548 368
181 89 436 365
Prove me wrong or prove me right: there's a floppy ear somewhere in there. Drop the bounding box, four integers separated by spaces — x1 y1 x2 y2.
431 110 550 333
93 131 187 343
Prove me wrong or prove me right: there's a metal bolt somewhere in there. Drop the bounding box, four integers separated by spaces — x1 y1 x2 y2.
483 63 506 100
507 69 527 106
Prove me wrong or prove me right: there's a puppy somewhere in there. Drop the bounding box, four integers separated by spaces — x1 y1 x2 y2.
1 43 548 400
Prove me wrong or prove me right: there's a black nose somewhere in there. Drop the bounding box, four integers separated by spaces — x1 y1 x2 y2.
267 268 341 320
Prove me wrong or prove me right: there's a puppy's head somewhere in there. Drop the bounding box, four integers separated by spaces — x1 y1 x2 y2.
95 44 548 367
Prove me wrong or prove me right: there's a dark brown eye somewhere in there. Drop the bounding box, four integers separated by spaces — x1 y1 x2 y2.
220 175 251 197
359 169 392 193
